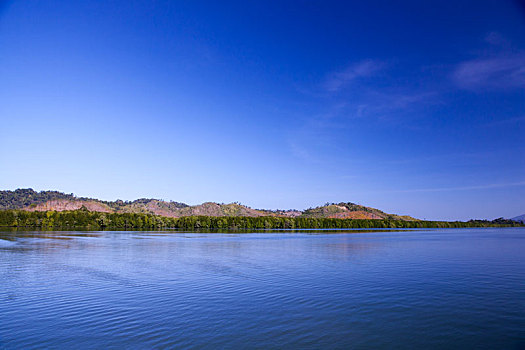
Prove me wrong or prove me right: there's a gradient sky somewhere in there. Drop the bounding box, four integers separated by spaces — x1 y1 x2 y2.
1 0 524 220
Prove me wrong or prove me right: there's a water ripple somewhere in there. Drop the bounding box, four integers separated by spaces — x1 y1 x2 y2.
1 228 524 349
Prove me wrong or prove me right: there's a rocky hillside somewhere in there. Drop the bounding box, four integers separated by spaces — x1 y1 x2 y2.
0 189 416 220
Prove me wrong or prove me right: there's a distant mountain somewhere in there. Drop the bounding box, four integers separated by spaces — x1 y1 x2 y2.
0 189 416 220
511 214 525 223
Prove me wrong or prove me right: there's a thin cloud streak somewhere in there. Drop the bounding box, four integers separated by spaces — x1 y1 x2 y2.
382 151 492 165
453 53 525 90
323 60 384 92
353 90 439 121
386 181 525 193
482 115 525 127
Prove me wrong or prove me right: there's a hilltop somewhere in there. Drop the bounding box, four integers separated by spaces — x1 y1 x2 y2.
511 214 525 223
301 202 415 221
0 189 416 221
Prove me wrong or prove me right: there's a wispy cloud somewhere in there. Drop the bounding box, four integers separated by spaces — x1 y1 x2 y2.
288 141 313 162
323 60 384 92
484 31 511 47
482 115 525 127
353 90 438 121
453 53 525 90
289 59 440 161
388 181 525 193
382 151 493 165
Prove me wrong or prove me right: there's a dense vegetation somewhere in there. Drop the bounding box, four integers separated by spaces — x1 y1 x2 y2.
0 188 188 211
0 189 416 219
0 209 522 230
302 202 415 220
0 189 74 210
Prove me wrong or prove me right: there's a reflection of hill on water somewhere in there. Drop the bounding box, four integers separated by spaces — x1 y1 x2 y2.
0 230 105 253
0 229 413 258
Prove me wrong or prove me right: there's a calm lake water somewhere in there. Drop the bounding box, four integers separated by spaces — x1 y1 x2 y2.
1 228 524 349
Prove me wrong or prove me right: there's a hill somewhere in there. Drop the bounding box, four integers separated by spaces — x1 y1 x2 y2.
0 189 415 220
511 214 525 223
302 202 416 220
0 189 188 217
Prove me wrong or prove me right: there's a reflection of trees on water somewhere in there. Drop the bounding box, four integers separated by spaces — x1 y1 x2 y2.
0 230 104 254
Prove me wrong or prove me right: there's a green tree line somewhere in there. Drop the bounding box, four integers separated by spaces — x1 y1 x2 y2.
0 210 522 230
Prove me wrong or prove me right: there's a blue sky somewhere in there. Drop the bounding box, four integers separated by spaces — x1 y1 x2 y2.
1 0 524 220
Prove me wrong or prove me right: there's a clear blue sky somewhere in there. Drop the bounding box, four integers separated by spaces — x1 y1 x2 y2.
1 0 524 220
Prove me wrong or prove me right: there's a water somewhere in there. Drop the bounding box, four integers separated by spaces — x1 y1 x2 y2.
1 228 524 349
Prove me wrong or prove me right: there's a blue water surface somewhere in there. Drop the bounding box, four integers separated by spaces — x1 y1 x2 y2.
1 228 524 349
